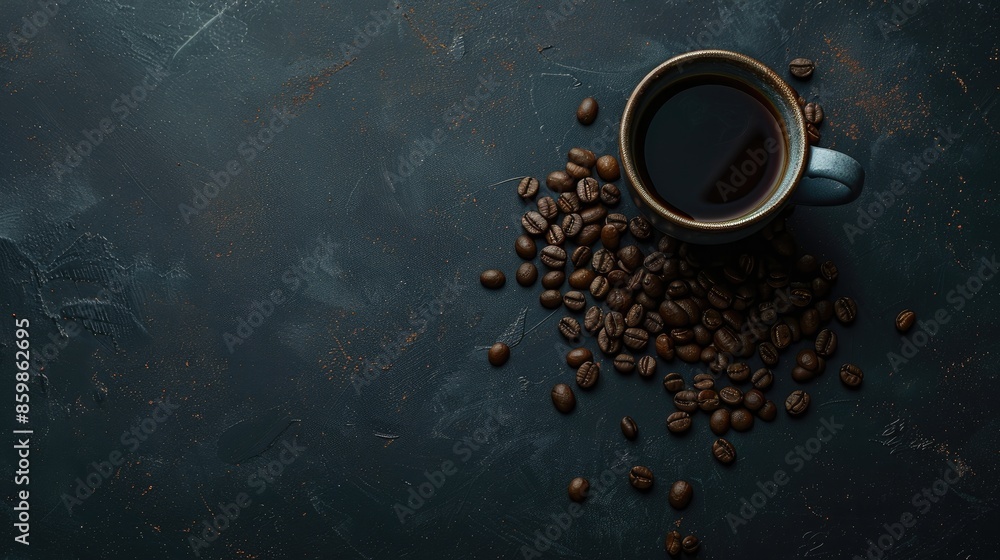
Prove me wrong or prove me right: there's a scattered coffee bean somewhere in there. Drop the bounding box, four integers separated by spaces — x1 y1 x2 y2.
666 411 692 433
674 390 699 413
663 372 685 392
488 342 510 366
540 289 563 309
623 328 649 350
576 177 600 203
514 235 537 259
681 535 700 554
840 363 863 388
566 347 593 368
759 341 779 366
522 211 548 235
814 328 837 357
727 362 751 383
604 311 625 338
584 306 603 333
797 348 821 372
597 328 621 354
596 155 620 181
742 388 765 411
785 390 810 416
710 408 730 435
567 477 589 502
757 400 778 421
692 373 715 391
669 480 693 509
541 271 565 289
665 530 682 557
820 260 838 281
568 147 597 168
517 176 539 199
697 389 720 412
545 224 566 247
557 317 582 341
637 355 657 377
895 309 915 333
613 353 636 373
564 290 587 312
600 183 621 205
803 102 824 125
536 196 558 220
480 269 506 289
516 262 538 286
712 438 737 464
751 368 773 390
676 343 701 363
546 171 574 193
719 386 743 407
771 323 792 349
576 97 598 125
577 223 601 245
576 361 600 389
551 383 576 413
580 205 607 225
565 161 590 180
557 192 581 214
600 224 620 250
730 408 754 431
789 57 815 79
620 416 638 440
834 296 857 324
806 123 821 144
568 268 596 290
655 334 676 360
629 216 652 240
629 465 654 490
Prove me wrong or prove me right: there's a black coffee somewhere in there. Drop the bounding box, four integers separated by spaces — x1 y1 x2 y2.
636 76 786 222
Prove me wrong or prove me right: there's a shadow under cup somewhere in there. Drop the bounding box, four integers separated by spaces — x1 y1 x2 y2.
620 51 811 244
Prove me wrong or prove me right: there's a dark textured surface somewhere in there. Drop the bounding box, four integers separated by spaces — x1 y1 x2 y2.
1 0 998 558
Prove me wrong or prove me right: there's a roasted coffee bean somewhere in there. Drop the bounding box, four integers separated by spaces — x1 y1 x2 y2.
791 366 815 383
564 290 587 311
637 355 657 377
751 368 773 390
617 245 643 272
537 196 558 220
757 400 777 421
820 260 838 281
516 262 538 286
625 304 644 328
600 224 620 250
590 276 610 299
518 176 540 199
803 102 824 125
677 299 701 324
812 277 831 299
488 342 510 366
576 361 600 389
790 288 812 308
697 389 720 412
806 122 821 144
800 308 821 336
727 362 751 383
676 344 701 363
670 327 695 345
719 386 743 407
712 438 737 464
542 271 565 289
644 251 667 273
666 411 692 433
629 466 654 490
596 155 620 181
540 245 567 269
658 235 680 255
545 224 566 246
576 96 598 125
629 216 652 240
559 317 581 341
591 249 615 274
681 535 700 554
606 288 632 312
655 334 676 360
557 192 582 214
759 341 779 366
714 327 742 355
785 390 810 416
613 353 636 373
789 57 815 78
701 308 722 330
521 211 548 235
546 170 574 193
665 530 682 557
580 205 608 225
783 316 802 343
814 328 837 357
710 408 730 435
568 246 591 269
770 323 792 349
551 383 576 413
577 224 601 245
601 183 622 206
840 363 863 388
623 328 649 350
584 306 603 333
559 216 582 240
895 309 916 333
606 269 628 288
721 309 744 331
643 311 665 334
566 161 591 180
568 268 596 290
641 274 665 299
480 269 505 289
660 301 688 328
692 373 715 391
597 328 621 355
709 351 731 374
659 373 683 395
514 235 537 259
834 296 857 324
797 348 821 372
603 311 625 338
566 347 593 368
674 390 699 413
700 345 717 364
567 477 589 502
575 177 600 203
540 289 563 309
669 480 693 509
742 389 765 411
620 415 638 440
692 325 712 346
730 408 754 431
708 285 733 309
568 147 597 168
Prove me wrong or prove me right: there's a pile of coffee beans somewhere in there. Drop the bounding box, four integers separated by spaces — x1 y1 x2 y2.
787 57 826 144
481 83 863 555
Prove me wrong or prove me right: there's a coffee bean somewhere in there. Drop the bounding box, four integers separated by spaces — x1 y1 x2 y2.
600 224 620 250
545 224 566 246
757 400 777 421
584 306 603 333
566 161 591 180
517 176 539 199
590 249 614 275
596 155 620 181
655 334 676 360
488 342 510 366
730 408 753 431
540 289 562 309
568 268 596 290
643 311 665 334
600 311 623 338
666 411 692 433
514 235 537 259
546 171 574 193
600 183 621 205
797 348 821 372
692 373 714 391
701 308 722 330
667 327 693 346
665 530 682 557
628 465 653 490
791 365 815 383
576 97 598 125
579 204 607 225
674 390 699 413
698 389 720 412
759 341 779 366
727 362 751 383
895 309 915 333
521 211 548 236
740 390 763 412
577 224 601 245
710 408 730 435
617 245 643 272
567 477 589 502
751 368 773 390
613 353 636 373
623 328 649 350
620 416 638 440
542 271 565 289
789 57 815 79
568 147 597 168
713 438 737 464
820 260 838 281
668 480 693 509
681 535 700 554
644 251 667 273
806 123 821 144
785 390 810 416
709 351 730 374
783 316 802 343
676 344 701 363
840 363 863 388
660 301 688 327
834 296 857 324
480 269 505 289
590 276 610 299
516 262 538 286
637 355 657 377
714 327 742 355
803 102 824 125
557 192 581 214
768 323 790 349
566 347 593 368
576 177 600 203
677 298 701 324
563 291 586 311
597 328 621 355
551 383 576 413
576 361 600 389
814 328 837 358
812 278 831 299
801 308 821 336
708 285 733 309
557 318 581 342
663 372 684 392
623 304 644 328
537 196 558 220
719 386 743 407
606 288 632 312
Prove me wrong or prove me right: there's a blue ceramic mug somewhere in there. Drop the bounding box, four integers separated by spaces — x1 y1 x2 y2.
619 50 864 243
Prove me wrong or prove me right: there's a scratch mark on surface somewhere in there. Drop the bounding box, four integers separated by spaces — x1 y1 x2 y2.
374 432 399 440
442 176 524 213
172 1 238 61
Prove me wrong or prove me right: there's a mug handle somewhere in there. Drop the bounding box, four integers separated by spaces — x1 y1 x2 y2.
791 147 865 206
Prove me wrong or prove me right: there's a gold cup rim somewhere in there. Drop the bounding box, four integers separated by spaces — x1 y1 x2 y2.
618 49 808 232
